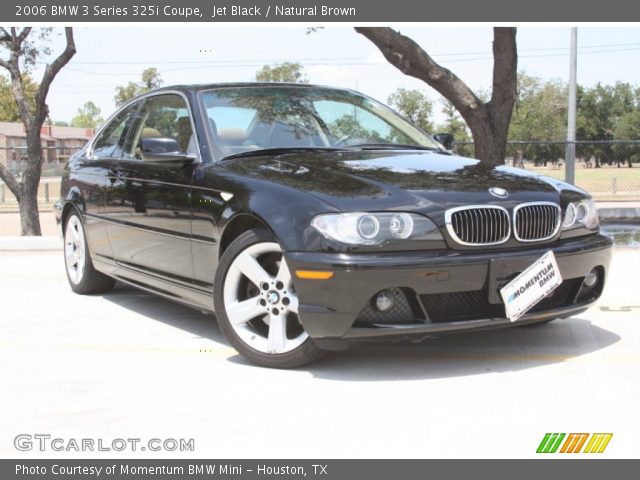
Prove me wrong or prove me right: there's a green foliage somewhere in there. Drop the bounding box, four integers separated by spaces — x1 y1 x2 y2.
114 67 163 106
70 101 103 128
255 62 308 83
576 81 638 166
0 74 38 122
437 100 473 157
387 88 434 133
508 73 568 166
613 109 640 167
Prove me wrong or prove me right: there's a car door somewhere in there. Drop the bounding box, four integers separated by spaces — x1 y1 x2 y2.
77 99 143 263
103 93 198 287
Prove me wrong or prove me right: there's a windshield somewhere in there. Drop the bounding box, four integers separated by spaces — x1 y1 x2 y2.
198 86 441 158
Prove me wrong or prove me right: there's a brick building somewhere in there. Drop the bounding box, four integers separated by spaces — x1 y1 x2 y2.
0 122 94 173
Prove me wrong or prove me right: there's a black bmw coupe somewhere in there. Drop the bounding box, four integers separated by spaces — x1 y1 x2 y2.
57 83 612 367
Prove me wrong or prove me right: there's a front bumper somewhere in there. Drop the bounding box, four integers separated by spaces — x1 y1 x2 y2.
285 234 612 342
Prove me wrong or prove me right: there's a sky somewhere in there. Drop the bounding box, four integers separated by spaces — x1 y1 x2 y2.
15 26 640 125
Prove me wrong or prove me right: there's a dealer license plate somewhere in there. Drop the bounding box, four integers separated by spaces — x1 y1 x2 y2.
499 251 562 322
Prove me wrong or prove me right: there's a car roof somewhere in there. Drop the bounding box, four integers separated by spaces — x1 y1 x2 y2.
151 82 358 94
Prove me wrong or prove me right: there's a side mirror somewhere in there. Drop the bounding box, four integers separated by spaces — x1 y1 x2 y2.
140 137 195 163
433 133 455 151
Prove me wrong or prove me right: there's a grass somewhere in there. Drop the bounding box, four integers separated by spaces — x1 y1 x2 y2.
522 165 640 200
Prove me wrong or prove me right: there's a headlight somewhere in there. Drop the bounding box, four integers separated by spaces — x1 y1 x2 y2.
311 212 440 245
562 199 599 230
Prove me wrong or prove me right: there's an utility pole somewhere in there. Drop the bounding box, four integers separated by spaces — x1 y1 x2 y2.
565 27 578 185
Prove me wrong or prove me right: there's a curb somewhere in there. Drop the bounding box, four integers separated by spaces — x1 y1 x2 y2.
597 207 640 223
0 236 62 251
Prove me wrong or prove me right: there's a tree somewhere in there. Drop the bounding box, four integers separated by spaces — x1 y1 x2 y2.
71 101 103 128
355 27 517 166
387 88 434 133
0 27 76 235
438 100 473 157
255 62 308 83
508 73 568 166
576 82 636 167
0 74 39 122
114 67 163 106
613 109 640 167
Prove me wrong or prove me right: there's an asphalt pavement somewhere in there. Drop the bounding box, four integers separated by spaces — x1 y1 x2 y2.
0 249 638 458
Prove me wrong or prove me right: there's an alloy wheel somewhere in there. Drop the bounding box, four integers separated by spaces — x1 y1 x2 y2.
223 242 307 354
64 215 86 285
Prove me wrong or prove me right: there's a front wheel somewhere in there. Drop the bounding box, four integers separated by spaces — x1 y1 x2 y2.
213 229 325 368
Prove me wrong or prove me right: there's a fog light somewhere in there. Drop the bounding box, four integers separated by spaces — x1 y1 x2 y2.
584 270 598 288
375 290 395 312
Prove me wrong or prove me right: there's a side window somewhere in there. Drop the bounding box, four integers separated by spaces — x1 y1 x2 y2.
92 102 140 159
131 94 197 160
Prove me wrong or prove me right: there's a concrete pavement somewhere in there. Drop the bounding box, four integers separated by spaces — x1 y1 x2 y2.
0 249 638 458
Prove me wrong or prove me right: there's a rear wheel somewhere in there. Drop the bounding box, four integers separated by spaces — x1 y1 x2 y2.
64 212 115 294
214 229 325 368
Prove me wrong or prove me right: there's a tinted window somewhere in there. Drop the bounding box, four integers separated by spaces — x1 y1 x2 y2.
92 102 140 158
130 94 197 160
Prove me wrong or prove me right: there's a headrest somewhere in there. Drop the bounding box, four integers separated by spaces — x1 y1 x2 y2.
218 128 247 145
141 127 162 138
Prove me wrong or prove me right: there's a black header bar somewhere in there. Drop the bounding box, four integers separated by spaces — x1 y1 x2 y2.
4 0 640 22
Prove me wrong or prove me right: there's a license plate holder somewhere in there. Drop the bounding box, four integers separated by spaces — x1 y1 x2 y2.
498 251 563 322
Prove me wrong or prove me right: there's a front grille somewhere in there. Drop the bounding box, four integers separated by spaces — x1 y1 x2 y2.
445 206 510 246
420 290 504 322
420 278 583 323
513 202 561 242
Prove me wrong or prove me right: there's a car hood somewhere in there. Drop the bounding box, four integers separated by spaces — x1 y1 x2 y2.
222 150 586 216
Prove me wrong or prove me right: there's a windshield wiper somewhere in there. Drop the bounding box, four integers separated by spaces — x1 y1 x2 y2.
347 143 444 152
221 147 350 161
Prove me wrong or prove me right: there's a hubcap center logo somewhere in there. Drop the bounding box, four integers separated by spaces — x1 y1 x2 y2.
267 291 280 305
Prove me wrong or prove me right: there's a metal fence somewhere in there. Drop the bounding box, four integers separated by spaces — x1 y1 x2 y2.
1 141 639 236
455 140 640 201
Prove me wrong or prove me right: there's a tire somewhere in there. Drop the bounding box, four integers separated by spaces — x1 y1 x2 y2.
214 229 325 368
63 211 116 295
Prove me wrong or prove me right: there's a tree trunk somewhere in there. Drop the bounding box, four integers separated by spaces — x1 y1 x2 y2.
18 187 41 235
18 129 43 235
355 27 517 166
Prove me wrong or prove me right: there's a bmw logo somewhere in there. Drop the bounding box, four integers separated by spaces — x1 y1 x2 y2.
489 187 509 198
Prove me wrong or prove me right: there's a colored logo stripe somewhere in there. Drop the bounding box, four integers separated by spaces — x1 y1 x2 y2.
584 433 613 453
536 433 566 453
560 433 589 453
537 433 613 453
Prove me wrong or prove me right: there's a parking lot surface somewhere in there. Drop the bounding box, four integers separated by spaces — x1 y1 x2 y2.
1 249 638 458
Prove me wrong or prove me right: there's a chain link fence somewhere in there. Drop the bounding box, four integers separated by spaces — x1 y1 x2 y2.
455 140 640 201
1 141 639 235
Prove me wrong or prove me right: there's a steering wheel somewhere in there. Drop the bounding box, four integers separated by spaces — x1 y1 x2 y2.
333 135 353 147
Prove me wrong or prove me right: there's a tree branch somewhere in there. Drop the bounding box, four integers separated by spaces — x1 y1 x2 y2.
355 27 484 121
0 163 21 199
35 27 76 124
16 27 32 46
0 27 10 43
